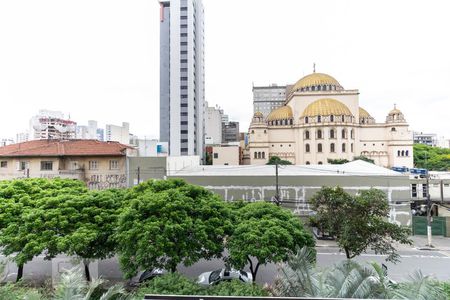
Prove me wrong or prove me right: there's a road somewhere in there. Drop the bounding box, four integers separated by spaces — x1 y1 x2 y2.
2 247 450 285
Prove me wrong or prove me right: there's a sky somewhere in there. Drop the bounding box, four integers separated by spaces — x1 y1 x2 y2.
0 0 449 140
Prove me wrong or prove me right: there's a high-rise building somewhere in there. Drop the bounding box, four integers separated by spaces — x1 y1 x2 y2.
222 121 240 144
29 110 76 140
253 84 287 118
159 0 205 157
105 122 130 145
205 104 223 145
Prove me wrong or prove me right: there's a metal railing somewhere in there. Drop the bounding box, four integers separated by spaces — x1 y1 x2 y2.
144 295 381 300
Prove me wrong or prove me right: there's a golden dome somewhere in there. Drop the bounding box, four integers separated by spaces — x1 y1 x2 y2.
389 107 402 115
359 107 371 118
301 98 353 117
253 111 264 118
267 106 293 121
292 72 342 92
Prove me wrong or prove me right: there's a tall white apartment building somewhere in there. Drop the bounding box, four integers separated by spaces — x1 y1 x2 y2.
76 120 99 140
159 0 205 157
205 104 223 145
29 110 76 140
105 122 130 145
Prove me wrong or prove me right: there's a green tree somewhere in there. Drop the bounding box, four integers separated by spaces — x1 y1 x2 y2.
310 187 412 262
266 156 292 165
227 202 314 281
0 178 88 281
54 189 126 281
414 143 450 171
327 158 350 165
116 179 233 278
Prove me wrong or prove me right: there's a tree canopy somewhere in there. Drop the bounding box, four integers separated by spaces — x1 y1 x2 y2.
266 156 292 165
414 143 450 171
116 179 233 278
227 201 314 281
309 187 411 262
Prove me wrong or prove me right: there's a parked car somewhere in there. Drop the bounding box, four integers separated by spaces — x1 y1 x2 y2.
138 268 166 283
197 268 252 285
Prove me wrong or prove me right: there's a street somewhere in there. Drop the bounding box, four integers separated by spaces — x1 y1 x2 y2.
2 246 450 285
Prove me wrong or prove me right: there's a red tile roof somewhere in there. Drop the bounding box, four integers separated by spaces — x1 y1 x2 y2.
0 140 133 157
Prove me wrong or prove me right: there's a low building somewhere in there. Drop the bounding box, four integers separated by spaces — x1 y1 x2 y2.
0 139 136 190
413 132 438 147
212 146 240 165
169 160 412 226
133 139 168 157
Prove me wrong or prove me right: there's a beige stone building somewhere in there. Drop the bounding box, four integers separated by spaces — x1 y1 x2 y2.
247 72 413 167
0 140 136 189
212 146 240 166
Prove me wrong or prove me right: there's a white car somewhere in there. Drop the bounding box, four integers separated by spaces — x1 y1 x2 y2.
197 268 253 285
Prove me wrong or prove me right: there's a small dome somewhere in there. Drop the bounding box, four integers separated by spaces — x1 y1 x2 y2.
388 106 402 115
302 98 353 117
359 107 371 118
253 111 264 118
267 106 293 121
292 72 343 92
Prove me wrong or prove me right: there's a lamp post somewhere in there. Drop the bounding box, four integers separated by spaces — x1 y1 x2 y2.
424 152 433 247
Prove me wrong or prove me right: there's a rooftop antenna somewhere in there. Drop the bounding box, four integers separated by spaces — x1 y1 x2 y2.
313 62 316 73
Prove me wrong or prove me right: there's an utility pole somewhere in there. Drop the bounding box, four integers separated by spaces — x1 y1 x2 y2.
137 167 140 185
425 152 433 247
274 163 280 206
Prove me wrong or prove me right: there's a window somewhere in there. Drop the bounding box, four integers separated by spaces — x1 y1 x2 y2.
391 127 396 132
411 183 417 198
351 129 354 139
317 129 322 139
305 143 310 153
305 130 310 140
18 161 29 171
342 143 346 152
317 116 321 123
0 161 7 168
342 129 346 139
397 150 401 156
342 115 345 122
89 160 98 170
351 143 354 152
330 129 335 139
305 117 309 124
109 160 119 170
254 152 257 159
330 143 335 152
40 161 53 171
306 161 310 165
258 152 261 159
330 115 334 122
213 153 218 159
318 143 323 153
318 161 323 165
262 152 265 159
406 150 409 156
422 184 428 198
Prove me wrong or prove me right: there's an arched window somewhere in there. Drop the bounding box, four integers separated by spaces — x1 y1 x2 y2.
290 119 293 125
342 143 346 152
306 161 310 165
262 152 265 159
264 129 267 133
305 117 309 124
351 129 354 139
317 129 322 139
397 150 401 156
401 150 405 156
312 86 316 91
318 143 323 153
342 129 346 139
330 143 335 152
305 143 310 153
254 152 257 159
318 161 323 165
342 115 345 122
318 85 321 91
257 152 261 159
406 150 409 156
251 130 255 134
317 116 322 123
330 115 334 122
391 127 396 132
305 130 310 140
330 129 335 139
351 143 354 152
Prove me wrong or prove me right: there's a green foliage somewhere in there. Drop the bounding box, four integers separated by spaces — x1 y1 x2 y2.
327 158 350 165
0 282 42 300
353 156 375 164
207 280 269 296
442 282 450 299
414 143 450 171
266 156 292 165
133 272 203 297
0 178 89 281
274 247 446 299
116 179 233 278
227 202 314 280
310 187 412 262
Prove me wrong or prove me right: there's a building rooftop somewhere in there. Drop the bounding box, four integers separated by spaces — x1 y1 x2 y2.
171 160 403 177
0 140 132 157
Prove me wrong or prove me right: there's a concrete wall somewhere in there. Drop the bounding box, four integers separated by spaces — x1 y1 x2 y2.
168 173 412 226
212 146 239 165
127 156 167 186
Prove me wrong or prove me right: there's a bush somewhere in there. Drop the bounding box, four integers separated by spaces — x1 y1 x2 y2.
207 280 268 296
0 283 42 300
134 273 203 297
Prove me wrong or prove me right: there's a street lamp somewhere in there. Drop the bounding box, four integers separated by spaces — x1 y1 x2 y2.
427 202 439 247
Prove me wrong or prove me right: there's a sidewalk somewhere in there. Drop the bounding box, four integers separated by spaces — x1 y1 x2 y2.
315 235 450 251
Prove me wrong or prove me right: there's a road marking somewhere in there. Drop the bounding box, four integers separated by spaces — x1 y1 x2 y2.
317 252 450 259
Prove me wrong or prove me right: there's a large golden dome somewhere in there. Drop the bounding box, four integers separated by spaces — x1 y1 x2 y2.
267 106 293 121
302 98 353 117
359 107 371 118
292 72 342 92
